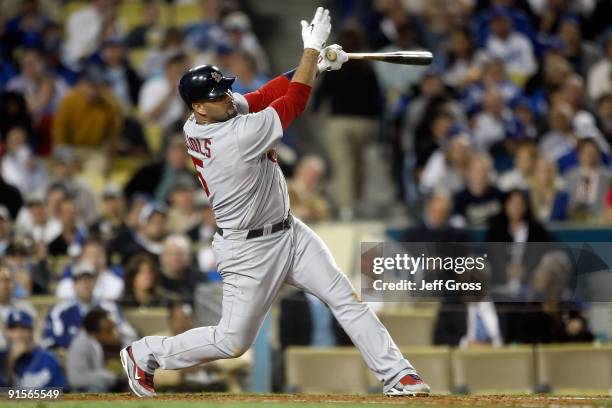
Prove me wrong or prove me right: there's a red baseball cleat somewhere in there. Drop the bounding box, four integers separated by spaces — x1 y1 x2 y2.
385 373 431 396
120 346 156 397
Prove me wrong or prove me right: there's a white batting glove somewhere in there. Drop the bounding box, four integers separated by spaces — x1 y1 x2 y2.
300 7 331 52
318 44 348 72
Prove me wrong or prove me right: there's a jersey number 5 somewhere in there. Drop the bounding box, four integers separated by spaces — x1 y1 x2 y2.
191 157 210 197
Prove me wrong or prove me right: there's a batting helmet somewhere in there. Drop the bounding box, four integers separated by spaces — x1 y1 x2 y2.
178 65 236 107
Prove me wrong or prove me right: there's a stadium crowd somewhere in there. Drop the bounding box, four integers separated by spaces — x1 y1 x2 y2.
0 0 610 393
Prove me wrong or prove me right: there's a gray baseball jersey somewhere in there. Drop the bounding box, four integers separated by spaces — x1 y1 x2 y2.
182 93 289 230
131 91 419 393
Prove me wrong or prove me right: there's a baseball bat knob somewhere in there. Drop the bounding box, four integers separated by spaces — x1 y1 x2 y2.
326 49 337 62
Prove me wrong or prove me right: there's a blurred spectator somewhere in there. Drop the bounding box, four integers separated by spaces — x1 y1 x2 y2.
0 207 10 256
413 103 456 171
402 191 470 242
287 155 330 223
107 202 168 265
433 301 503 347
587 33 612 103
139 27 184 79
504 251 595 344
561 76 607 149
6 47 67 120
125 192 150 229
222 11 270 75
56 240 124 301
184 0 225 53
0 126 48 194
0 163 23 220
597 94 612 141
15 191 60 245
3 0 48 54
52 66 123 168
4 236 51 296
485 7 536 85
485 189 554 242
0 54 16 90
539 101 576 170
42 262 136 349
528 157 569 222
138 52 187 131
524 52 572 118
374 20 428 102
442 27 483 90
158 234 199 303
420 130 473 195
557 17 601 79
451 153 503 227
280 289 351 350
167 175 200 234
187 196 217 277
313 22 382 220
124 134 191 202
565 138 612 222
511 97 538 140
0 91 32 142
227 50 268 95
121 253 161 308
498 142 538 191
461 58 521 116
472 87 519 152
0 309 66 388
67 308 124 392
47 197 87 257
126 0 163 48
62 0 123 68
92 38 142 110
90 183 128 244
50 147 98 226
0 263 36 326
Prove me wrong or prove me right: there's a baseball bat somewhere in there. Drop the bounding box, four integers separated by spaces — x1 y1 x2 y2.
326 50 433 66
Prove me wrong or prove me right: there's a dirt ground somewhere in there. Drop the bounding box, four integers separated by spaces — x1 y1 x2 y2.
62 393 612 407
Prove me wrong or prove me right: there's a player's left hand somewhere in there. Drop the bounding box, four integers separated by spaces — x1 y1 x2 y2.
318 44 348 72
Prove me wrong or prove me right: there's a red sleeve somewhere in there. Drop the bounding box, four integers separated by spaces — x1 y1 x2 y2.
244 75 291 113
269 82 311 129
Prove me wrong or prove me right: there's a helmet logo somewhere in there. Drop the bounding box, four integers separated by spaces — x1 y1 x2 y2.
211 72 222 83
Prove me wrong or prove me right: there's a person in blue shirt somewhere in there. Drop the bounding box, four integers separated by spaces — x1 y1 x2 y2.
42 262 137 349
0 309 66 388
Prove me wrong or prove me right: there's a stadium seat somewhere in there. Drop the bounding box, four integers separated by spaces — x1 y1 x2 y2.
405 347 452 394
451 346 535 394
143 123 164 155
160 2 202 27
124 307 169 336
285 347 369 394
377 309 436 346
536 344 612 393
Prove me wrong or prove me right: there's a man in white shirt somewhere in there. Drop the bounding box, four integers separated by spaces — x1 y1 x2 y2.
138 53 188 131
62 0 123 68
485 7 536 84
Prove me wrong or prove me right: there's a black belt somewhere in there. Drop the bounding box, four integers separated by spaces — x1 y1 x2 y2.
217 214 293 239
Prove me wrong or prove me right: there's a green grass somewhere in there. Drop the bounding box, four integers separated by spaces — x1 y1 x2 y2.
2 404 423 408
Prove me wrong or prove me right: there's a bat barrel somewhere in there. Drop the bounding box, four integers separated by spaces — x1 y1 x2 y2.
347 51 433 66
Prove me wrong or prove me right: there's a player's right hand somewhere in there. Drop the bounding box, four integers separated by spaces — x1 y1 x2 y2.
300 7 331 52
318 44 348 72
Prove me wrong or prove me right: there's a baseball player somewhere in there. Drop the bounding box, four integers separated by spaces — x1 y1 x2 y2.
120 7 430 397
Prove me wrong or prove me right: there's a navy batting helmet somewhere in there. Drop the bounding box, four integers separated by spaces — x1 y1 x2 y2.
178 65 236 107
